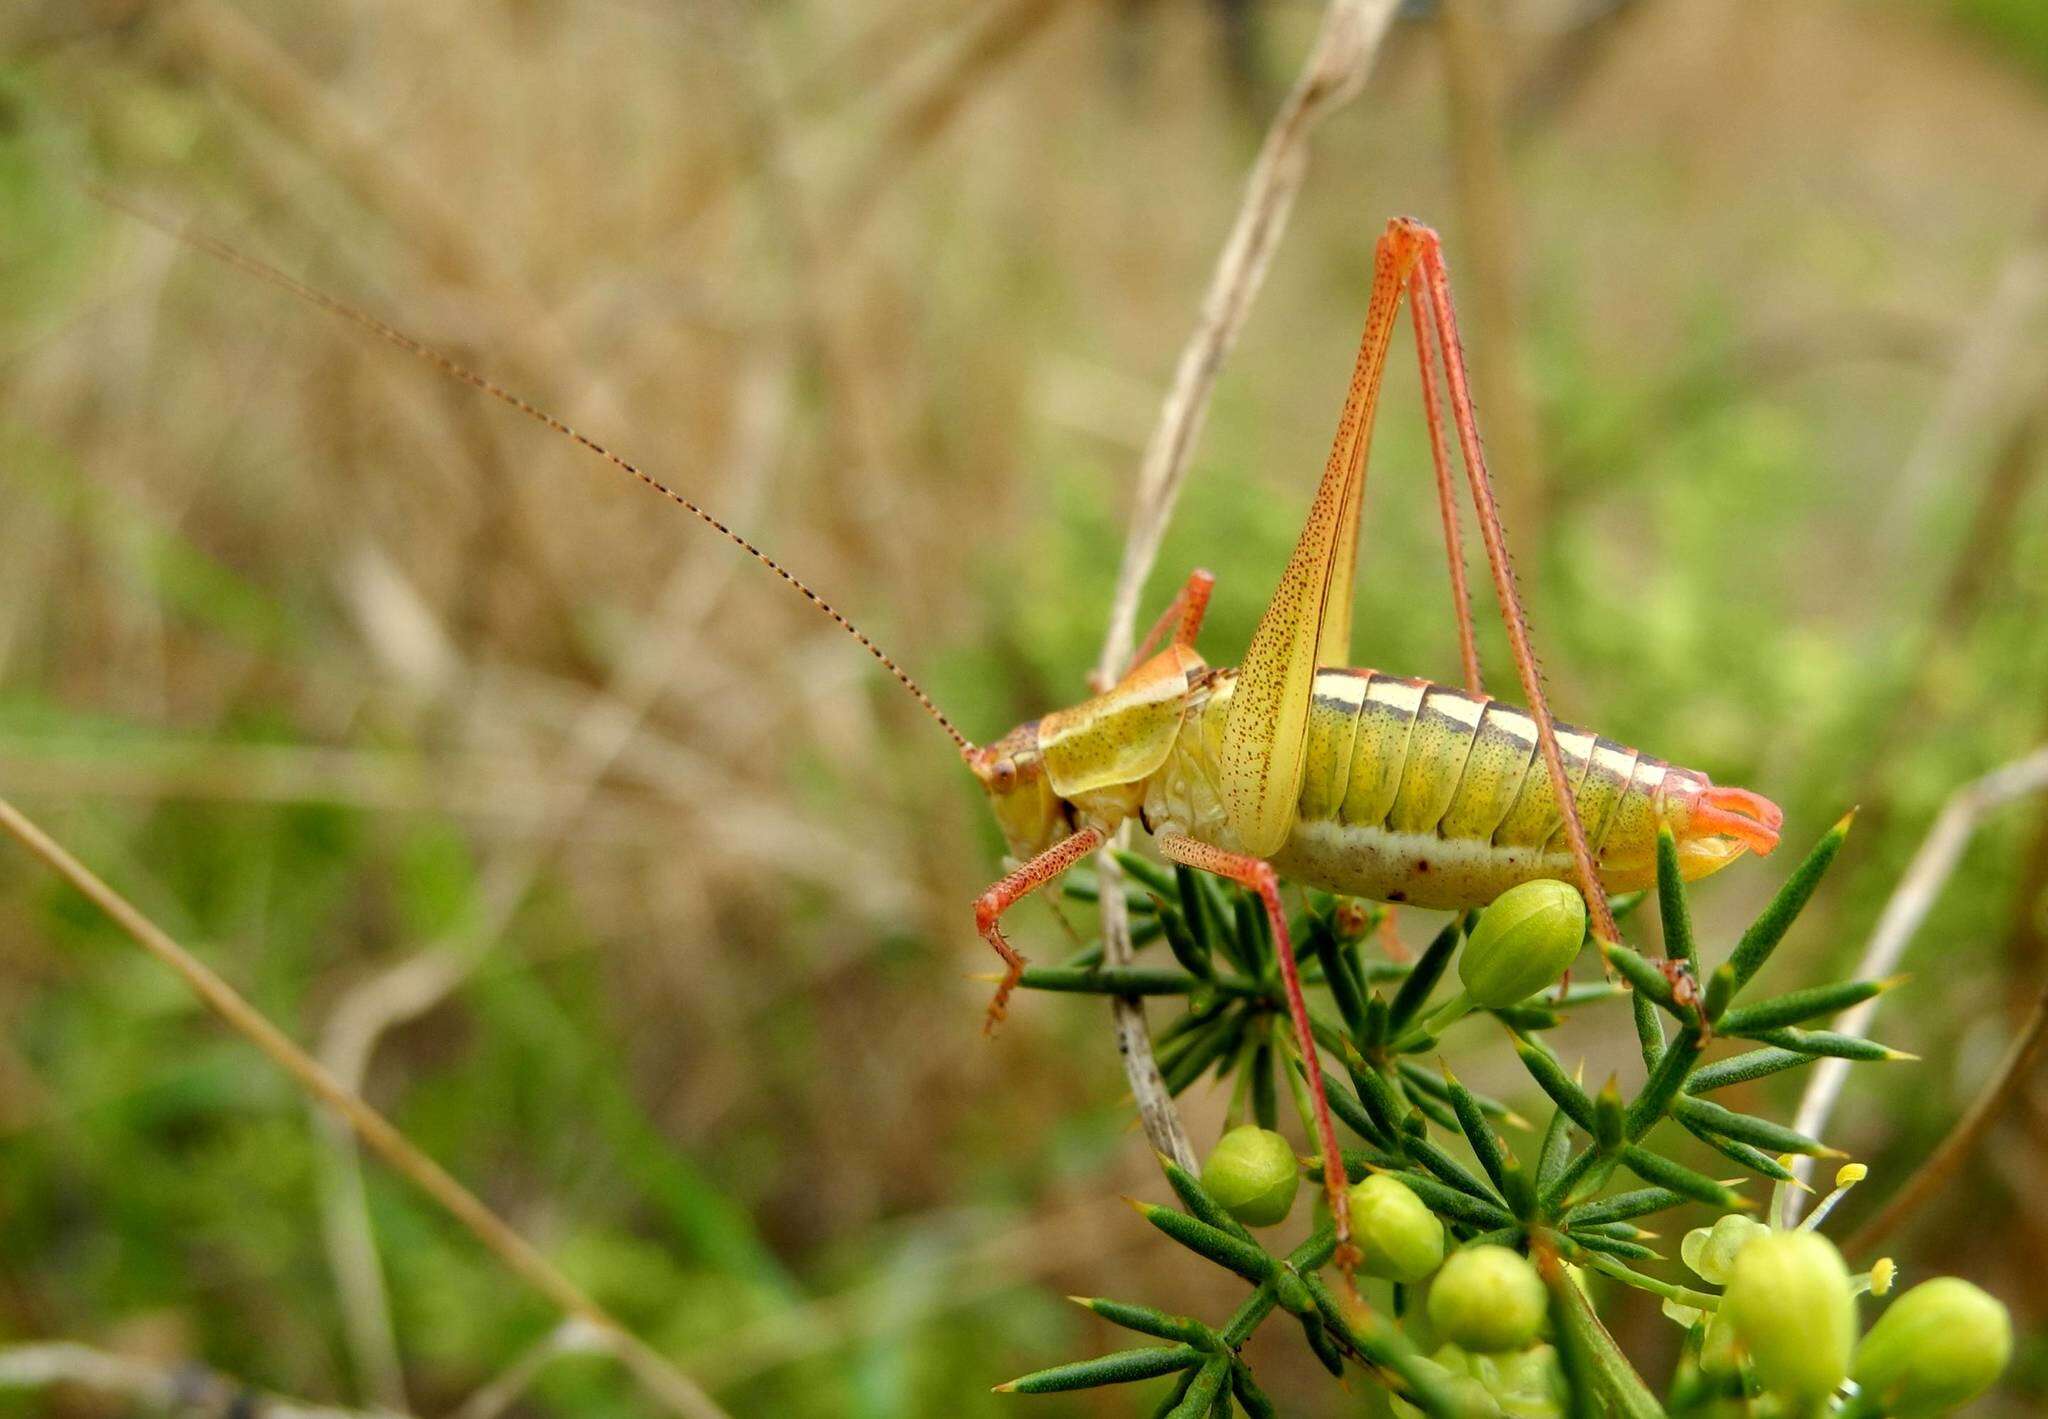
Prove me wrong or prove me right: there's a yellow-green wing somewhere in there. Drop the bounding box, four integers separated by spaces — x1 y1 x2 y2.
1221 240 1417 857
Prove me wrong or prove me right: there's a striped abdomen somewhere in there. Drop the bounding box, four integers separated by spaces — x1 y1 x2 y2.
1149 668 1775 910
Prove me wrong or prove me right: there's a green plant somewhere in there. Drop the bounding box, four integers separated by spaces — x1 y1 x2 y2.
1000 819 2014 1415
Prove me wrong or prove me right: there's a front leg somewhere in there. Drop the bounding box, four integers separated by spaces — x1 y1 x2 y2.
1156 833 1357 1270
973 827 1105 1033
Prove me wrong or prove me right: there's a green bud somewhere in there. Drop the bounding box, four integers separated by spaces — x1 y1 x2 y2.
1480 1343 1566 1417
1680 1213 1771 1285
1200 1125 1299 1228
1345 1173 1447 1283
1721 1230 1854 1406
1697 1305 1742 1378
1389 1347 1496 1419
1851 1277 2011 1418
1460 880 1586 1008
1428 1244 1547 1353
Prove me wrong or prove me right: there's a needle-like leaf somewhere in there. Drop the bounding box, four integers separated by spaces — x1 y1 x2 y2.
1727 813 1853 991
995 1344 1201 1394
1388 918 1462 1030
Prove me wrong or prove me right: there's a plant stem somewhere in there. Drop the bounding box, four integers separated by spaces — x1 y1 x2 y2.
1580 1253 1720 1313
1537 1240 1667 1419
1844 972 2048 1255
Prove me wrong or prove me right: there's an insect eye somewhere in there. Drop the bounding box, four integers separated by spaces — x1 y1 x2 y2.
991 758 1018 791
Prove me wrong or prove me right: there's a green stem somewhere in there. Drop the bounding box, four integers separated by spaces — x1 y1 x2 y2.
1579 1252 1720 1312
1542 1247 1667 1419
1394 989 1475 1050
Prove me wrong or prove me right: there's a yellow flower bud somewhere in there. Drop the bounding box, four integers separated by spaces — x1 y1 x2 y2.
1200 1125 1300 1228
1722 1230 1854 1406
1337 1174 1447 1283
1851 1277 2011 1418
1460 880 1586 1008
1428 1244 1547 1353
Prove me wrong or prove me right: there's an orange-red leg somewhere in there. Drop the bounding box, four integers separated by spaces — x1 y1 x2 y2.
1156 833 1356 1266
973 826 1105 1033
1124 568 1218 676
1409 270 1483 697
1394 220 1621 953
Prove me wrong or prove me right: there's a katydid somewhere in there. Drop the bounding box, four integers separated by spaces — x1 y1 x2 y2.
116 202 1782 1265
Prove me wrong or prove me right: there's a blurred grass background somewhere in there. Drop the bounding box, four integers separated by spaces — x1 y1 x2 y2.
2 0 2046 1414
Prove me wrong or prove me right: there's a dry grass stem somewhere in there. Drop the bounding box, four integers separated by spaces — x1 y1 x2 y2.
1845 974 2048 1255
1788 743 2048 1214
0 1341 400 1419
1090 0 1400 1173
0 794 732 1419
1094 0 1402 681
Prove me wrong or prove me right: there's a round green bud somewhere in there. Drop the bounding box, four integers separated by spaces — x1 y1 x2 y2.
1428 1244 1547 1353
1680 1213 1771 1286
1200 1125 1299 1228
1851 1277 2011 1418
1721 1230 1854 1406
1344 1173 1447 1283
1460 880 1587 1008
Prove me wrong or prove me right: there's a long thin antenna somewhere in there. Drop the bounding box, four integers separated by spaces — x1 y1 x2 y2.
94 187 977 757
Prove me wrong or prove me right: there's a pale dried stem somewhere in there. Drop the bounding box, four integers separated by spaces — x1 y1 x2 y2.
1089 0 1401 1172
0 795 731 1419
1844 973 2048 1256
1787 743 2048 1215
0 1340 400 1419
1095 0 1401 681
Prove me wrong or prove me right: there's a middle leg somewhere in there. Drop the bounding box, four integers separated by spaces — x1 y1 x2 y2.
1156 833 1358 1268
1120 568 1219 680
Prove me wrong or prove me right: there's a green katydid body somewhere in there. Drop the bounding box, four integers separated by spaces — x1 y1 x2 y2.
972 646 1782 912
